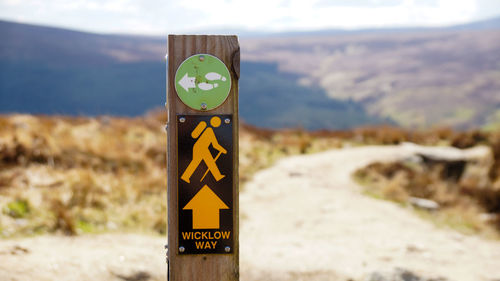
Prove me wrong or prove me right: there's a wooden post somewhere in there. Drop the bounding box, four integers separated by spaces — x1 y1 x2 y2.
166 35 239 281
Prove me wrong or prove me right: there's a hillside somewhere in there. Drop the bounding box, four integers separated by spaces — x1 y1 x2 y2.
242 26 500 129
0 20 382 130
2 17 500 129
0 20 163 65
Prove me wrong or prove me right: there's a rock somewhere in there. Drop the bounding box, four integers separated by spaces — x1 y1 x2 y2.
409 197 440 211
366 271 388 281
365 268 447 281
479 213 499 223
417 153 466 182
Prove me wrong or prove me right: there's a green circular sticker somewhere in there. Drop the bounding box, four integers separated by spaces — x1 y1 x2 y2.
175 54 231 111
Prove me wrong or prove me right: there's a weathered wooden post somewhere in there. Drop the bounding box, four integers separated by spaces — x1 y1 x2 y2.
166 35 239 281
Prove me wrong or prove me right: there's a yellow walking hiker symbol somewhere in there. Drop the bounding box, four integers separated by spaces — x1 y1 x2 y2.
181 116 227 183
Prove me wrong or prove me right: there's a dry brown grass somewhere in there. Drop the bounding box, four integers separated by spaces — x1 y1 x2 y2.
0 112 346 237
355 132 500 238
1 112 499 238
0 113 167 237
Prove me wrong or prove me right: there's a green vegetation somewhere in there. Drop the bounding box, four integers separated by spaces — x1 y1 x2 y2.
4 199 30 218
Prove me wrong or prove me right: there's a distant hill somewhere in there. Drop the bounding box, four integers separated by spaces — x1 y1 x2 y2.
208 15 500 38
2 16 500 129
242 16 500 129
0 20 163 116
0 20 163 65
0 20 385 129
448 15 500 30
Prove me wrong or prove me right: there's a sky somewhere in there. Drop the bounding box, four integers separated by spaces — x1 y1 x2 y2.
0 0 499 35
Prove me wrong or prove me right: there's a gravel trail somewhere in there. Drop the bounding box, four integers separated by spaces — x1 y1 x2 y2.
240 144 500 281
2 144 499 281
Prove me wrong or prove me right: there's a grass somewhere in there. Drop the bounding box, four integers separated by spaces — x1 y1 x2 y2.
3 199 31 218
484 109 500 131
0 112 346 238
0 113 167 237
354 141 500 239
1 112 499 239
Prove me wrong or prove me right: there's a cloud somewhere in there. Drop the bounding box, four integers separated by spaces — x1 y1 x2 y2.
0 0 496 34
173 0 479 31
313 0 404 8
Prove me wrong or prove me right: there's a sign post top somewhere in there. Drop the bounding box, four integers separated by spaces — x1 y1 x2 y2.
174 53 232 111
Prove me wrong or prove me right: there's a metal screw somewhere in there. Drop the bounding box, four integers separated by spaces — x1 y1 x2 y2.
224 246 231 253
224 118 231 124
199 55 205 61
179 117 186 123
179 246 185 253
200 103 207 110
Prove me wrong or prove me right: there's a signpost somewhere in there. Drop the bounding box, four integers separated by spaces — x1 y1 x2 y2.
166 35 239 281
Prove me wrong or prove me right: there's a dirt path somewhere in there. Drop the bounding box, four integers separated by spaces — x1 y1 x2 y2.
240 144 500 281
1 144 499 281
0 233 167 281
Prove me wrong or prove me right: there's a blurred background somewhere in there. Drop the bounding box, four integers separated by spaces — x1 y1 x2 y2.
1 1 500 280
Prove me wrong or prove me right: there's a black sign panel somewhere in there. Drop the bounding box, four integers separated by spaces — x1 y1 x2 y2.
177 114 233 254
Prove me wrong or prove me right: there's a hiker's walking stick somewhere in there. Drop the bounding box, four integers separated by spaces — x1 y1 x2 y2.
200 151 223 182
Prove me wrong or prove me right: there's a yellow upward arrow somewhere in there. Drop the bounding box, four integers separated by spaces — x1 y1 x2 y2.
183 185 229 229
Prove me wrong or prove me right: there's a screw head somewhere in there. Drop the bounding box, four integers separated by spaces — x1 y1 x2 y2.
224 118 231 124
200 103 207 110
199 55 205 61
179 246 185 253
224 246 231 253
179 117 186 123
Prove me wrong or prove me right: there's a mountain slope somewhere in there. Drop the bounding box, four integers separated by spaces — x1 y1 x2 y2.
0 20 164 65
242 24 500 129
0 20 383 129
449 15 500 30
0 20 167 115
2 17 500 129
240 62 389 129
